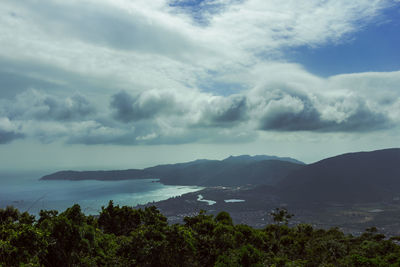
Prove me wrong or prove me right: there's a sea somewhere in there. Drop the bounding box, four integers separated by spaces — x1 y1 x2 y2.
0 171 202 215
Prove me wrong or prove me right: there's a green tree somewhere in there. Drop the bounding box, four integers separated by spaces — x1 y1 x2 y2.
269 208 293 226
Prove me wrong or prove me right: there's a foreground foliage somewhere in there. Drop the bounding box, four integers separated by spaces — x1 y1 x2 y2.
1 203 400 266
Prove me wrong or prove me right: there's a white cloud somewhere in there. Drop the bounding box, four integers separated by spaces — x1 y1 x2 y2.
0 0 399 148
0 0 393 94
0 117 16 132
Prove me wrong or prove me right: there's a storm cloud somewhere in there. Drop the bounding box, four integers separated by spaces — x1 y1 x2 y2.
3 90 95 122
110 90 184 122
0 117 24 144
0 130 23 144
197 95 248 127
256 91 392 132
258 94 322 131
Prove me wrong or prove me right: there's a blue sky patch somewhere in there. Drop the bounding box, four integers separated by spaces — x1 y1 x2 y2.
287 6 400 77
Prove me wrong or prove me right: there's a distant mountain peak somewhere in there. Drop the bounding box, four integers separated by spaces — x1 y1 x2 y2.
222 154 304 165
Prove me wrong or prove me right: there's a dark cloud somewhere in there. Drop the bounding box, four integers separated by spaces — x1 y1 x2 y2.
211 95 247 123
40 94 94 121
0 130 24 144
0 83 396 147
109 91 135 122
259 96 322 131
322 102 392 132
258 94 392 132
110 90 181 122
198 95 248 127
6 90 95 122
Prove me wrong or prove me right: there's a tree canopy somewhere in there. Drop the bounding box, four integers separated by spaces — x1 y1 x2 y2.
1 203 400 266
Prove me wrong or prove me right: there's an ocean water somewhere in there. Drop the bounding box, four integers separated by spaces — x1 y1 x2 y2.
0 171 202 215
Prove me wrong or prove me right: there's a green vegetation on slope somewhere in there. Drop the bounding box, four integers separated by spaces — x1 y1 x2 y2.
1 203 400 267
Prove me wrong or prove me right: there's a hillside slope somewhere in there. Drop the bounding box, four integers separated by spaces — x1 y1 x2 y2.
277 148 400 204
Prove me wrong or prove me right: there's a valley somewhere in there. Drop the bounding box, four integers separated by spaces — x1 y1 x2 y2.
137 185 400 236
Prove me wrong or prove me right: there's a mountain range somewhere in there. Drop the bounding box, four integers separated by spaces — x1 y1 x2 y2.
41 154 304 186
41 148 400 204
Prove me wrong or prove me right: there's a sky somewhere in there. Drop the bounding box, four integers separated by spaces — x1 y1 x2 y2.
0 0 400 171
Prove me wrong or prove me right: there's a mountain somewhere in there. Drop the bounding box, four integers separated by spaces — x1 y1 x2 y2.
222 155 304 165
277 148 400 204
41 154 304 186
146 159 303 186
40 169 153 181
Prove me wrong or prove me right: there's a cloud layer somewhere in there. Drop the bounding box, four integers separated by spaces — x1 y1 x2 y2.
1 67 398 146
0 0 399 146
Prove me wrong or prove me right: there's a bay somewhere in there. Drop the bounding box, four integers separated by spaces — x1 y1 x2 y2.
0 171 202 215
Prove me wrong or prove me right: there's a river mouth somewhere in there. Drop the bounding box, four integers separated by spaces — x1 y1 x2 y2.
197 194 216 205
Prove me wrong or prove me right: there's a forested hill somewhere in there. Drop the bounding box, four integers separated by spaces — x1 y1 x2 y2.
277 148 400 204
40 154 305 186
